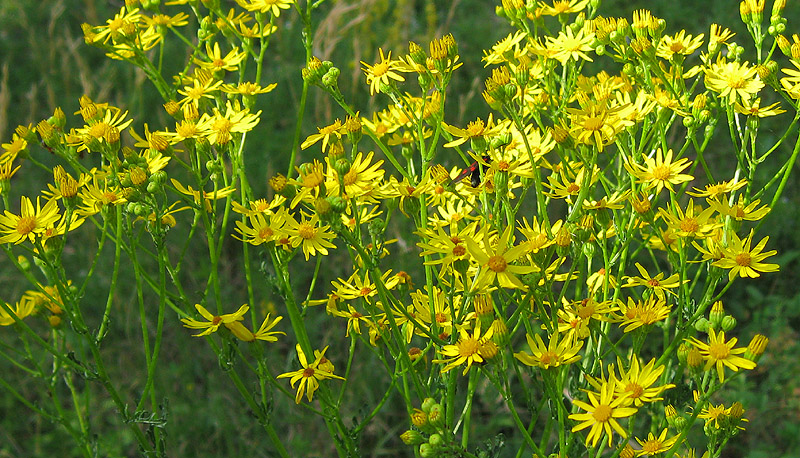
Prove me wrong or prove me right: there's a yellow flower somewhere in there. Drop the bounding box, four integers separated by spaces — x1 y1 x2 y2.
238 0 293 16
466 225 539 290
707 195 770 221
686 178 747 198
704 58 763 105
233 207 288 246
538 0 591 16
277 345 344 403
567 97 633 152
225 313 285 342
327 151 385 198
195 42 246 72
612 358 674 407
361 49 405 95
514 331 583 369
180 303 249 337
656 30 704 60
623 263 684 299
713 229 778 281
0 196 61 245
613 296 671 333
545 26 595 65
626 148 693 195
688 328 757 382
634 428 680 456
433 322 494 375
301 119 345 153
197 101 261 145
734 98 785 117
0 296 37 326
285 213 337 260
171 178 236 213
569 381 639 448
442 114 506 148
659 199 719 239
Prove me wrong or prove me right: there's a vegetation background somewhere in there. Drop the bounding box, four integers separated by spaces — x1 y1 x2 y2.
0 0 798 456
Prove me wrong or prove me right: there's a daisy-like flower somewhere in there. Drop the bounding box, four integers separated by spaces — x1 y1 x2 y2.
197 101 261 145
327 151 385 198
626 148 693 195
177 76 223 109
659 199 719 239
656 30 704 60
277 344 344 404
734 97 785 117
634 428 680 456
433 322 494 375
0 196 61 245
225 313 285 342
330 304 374 337
237 0 293 16
623 263 684 299
284 213 337 260
195 42 246 72
466 225 539 290
567 97 633 152
704 58 763 105
0 295 37 326
77 174 127 216
301 119 345 153
442 114 507 149
713 229 779 281
538 0 591 16
361 49 405 95
171 178 236 213
482 31 527 66
514 331 583 369
688 328 757 382
612 358 674 407
686 178 747 198
569 381 639 448
234 208 288 246
613 296 671 333
544 26 595 65
180 303 249 336
707 195 770 222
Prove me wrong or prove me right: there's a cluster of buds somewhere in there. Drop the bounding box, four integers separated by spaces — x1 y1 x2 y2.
302 57 340 94
400 398 466 457
693 301 737 333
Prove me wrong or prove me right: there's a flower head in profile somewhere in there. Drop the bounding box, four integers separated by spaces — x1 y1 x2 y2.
277 344 344 403
180 303 249 336
514 331 583 369
634 428 680 456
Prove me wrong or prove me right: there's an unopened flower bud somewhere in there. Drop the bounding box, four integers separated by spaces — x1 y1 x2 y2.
721 315 737 331
744 334 768 362
427 403 445 430
400 430 424 445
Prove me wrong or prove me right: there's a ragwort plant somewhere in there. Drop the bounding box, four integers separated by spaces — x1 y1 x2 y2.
0 0 796 456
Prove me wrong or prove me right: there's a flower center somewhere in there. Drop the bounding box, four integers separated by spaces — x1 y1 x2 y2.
457 337 480 357
487 255 507 272
652 165 671 181
734 252 752 267
540 351 558 366
679 217 699 233
452 245 466 257
16 216 37 235
709 342 731 360
624 382 644 399
298 222 316 240
302 367 316 378
592 404 612 423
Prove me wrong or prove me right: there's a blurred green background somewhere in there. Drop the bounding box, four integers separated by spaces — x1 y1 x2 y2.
0 0 798 456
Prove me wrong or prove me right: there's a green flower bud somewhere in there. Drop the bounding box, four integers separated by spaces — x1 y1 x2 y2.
428 404 445 430
721 315 737 331
421 397 437 414
400 430 425 446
